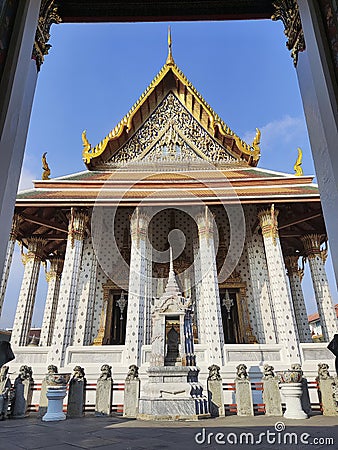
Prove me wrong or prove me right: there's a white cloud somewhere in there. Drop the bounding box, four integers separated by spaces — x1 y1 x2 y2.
243 115 315 176
243 115 306 150
18 166 36 191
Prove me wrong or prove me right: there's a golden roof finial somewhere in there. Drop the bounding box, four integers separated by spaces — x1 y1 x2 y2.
82 130 91 152
42 152 51 180
251 128 261 161
294 147 303 176
166 26 174 65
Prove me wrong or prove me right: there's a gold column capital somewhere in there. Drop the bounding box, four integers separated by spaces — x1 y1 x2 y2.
300 234 322 258
10 214 23 241
21 236 46 265
45 257 64 282
196 206 215 237
258 205 279 245
68 208 89 247
301 234 327 261
130 207 150 239
285 255 304 281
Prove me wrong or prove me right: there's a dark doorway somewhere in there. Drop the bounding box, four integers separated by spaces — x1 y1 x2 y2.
219 289 244 344
106 291 127 345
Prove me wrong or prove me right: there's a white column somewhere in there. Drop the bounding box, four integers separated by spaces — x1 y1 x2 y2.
301 234 338 341
49 208 88 366
39 257 64 347
73 238 98 346
246 231 277 344
196 207 224 366
0 214 22 317
258 207 301 363
285 255 312 343
11 237 45 346
124 208 150 366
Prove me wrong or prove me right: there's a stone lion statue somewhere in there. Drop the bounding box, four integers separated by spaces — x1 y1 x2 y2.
47 365 58 374
99 364 112 381
236 364 249 380
208 364 222 381
263 364 275 379
126 365 139 381
72 366 85 381
317 363 331 380
17 365 33 382
291 363 303 373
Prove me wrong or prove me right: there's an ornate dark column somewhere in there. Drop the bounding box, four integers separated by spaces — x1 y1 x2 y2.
0 1 60 289
272 0 338 284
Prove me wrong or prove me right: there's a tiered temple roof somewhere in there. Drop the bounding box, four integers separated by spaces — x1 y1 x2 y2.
14 33 326 259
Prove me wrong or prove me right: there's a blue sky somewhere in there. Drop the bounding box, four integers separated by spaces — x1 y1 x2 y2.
1 20 337 328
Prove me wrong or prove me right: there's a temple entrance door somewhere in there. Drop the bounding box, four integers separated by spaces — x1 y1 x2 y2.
106 291 127 345
219 289 245 344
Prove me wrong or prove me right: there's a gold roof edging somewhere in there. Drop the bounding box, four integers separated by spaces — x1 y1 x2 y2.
82 60 261 165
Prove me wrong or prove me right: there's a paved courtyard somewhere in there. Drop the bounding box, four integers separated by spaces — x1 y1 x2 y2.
0 414 337 450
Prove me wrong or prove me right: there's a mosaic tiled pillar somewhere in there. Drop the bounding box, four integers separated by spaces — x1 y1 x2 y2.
246 232 277 344
124 208 150 366
143 240 152 345
11 237 45 346
193 237 203 344
39 257 64 347
0 214 22 317
258 207 301 363
50 208 88 365
301 234 338 341
285 255 312 343
196 207 224 366
73 238 98 346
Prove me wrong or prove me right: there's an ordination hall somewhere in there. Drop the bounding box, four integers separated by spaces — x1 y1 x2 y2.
1 34 337 391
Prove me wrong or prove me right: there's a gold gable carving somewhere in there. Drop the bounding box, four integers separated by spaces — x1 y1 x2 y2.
104 93 239 167
83 59 260 166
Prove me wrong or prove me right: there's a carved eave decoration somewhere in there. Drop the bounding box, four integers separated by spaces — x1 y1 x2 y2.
32 0 62 71
82 59 261 169
272 0 306 67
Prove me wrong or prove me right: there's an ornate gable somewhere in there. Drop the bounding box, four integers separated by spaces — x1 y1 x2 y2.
101 93 238 168
82 38 261 170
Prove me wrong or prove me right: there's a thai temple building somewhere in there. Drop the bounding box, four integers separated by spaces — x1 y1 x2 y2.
1 35 337 386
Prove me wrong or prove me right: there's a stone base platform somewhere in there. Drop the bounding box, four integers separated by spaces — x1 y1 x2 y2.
138 398 206 421
137 365 210 420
